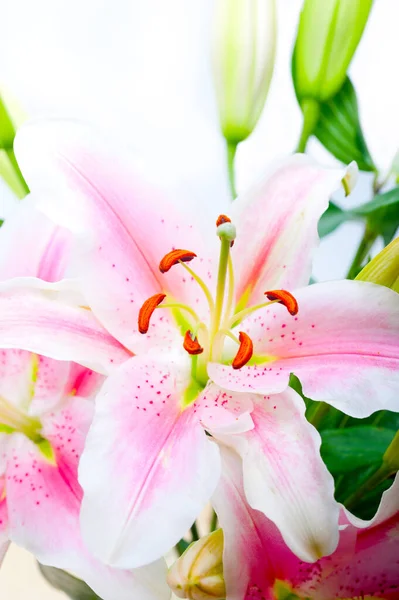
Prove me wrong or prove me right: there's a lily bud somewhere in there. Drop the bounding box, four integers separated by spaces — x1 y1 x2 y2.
356 237 399 293
293 0 373 104
212 0 276 145
167 529 225 599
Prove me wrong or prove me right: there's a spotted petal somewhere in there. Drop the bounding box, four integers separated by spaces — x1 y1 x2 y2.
4 400 169 600
79 355 221 569
210 280 399 417
289 475 399 599
214 388 339 563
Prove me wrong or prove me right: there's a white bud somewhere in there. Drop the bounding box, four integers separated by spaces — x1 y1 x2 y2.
212 0 276 144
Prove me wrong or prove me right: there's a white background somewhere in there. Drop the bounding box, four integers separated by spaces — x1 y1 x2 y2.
0 0 398 597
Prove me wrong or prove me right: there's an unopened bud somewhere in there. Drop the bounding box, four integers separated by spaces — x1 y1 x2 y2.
293 0 373 104
212 0 276 145
167 529 225 600
356 237 399 293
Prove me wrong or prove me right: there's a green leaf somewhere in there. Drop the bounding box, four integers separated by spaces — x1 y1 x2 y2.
38 564 102 600
315 77 376 172
318 201 351 237
354 187 399 215
320 426 395 475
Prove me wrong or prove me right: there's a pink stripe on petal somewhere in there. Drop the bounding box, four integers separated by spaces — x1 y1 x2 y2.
79 355 221 569
5 418 168 600
214 388 339 563
15 120 219 351
212 445 295 600
0 203 72 282
0 278 130 374
232 156 355 304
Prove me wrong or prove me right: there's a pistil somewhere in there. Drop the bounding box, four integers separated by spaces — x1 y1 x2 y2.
211 216 237 353
211 236 231 345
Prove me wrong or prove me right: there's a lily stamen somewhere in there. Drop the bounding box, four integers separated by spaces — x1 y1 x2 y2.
159 249 197 273
228 290 299 329
138 293 166 334
232 331 254 369
183 331 204 355
265 290 299 316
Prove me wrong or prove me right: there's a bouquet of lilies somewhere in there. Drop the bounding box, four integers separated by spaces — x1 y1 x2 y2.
0 1 398 599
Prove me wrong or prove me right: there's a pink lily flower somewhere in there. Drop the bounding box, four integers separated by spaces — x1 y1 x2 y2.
0 120 397 570
212 444 399 600
0 203 170 600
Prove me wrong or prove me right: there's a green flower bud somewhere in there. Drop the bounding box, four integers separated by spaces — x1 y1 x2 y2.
293 0 373 104
356 237 399 293
167 529 225 599
212 0 276 145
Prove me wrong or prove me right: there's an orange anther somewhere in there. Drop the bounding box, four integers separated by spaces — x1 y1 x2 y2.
216 214 231 227
265 290 299 316
232 331 254 370
138 293 166 334
183 330 204 355
159 249 197 273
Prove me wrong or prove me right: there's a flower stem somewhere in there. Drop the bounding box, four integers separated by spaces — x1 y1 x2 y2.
295 98 320 153
347 223 378 279
226 140 238 200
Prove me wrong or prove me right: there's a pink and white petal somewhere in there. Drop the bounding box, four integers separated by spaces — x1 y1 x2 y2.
15 119 219 350
0 349 36 409
208 362 290 397
194 383 254 434
79 355 221 569
0 277 130 374
295 478 399 599
0 200 72 282
241 280 399 417
63 363 105 399
28 355 73 416
0 475 8 545
212 445 296 600
5 427 169 600
214 388 339 563
231 155 356 304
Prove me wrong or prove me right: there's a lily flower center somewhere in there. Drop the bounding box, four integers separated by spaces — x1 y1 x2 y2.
138 215 298 390
0 395 43 443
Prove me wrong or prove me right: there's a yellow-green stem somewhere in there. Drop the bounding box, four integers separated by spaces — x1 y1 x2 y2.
226 140 238 200
295 98 320 153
